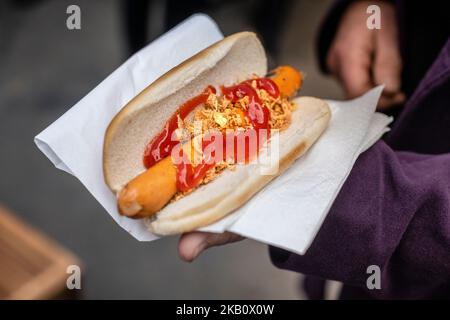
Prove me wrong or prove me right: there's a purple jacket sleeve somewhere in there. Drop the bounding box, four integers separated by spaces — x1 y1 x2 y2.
269 141 450 299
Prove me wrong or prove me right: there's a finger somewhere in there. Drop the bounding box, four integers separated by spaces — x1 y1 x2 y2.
377 92 406 110
339 49 373 98
326 45 339 76
326 37 374 98
178 232 211 262
326 1 376 98
373 7 402 94
178 232 243 262
373 44 402 94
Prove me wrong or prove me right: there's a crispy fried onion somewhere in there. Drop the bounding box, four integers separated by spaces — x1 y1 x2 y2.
172 80 296 198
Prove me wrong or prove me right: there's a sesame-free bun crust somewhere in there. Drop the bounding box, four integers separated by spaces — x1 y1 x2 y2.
103 32 331 235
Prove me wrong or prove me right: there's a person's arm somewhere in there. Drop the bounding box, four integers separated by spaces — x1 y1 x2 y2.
270 140 450 299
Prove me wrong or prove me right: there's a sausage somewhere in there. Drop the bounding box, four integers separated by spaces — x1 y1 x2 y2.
118 156 177 218
271 66 303 98
118 69 302 218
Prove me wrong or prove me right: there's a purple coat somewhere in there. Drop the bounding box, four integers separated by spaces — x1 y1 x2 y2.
269 1 450 299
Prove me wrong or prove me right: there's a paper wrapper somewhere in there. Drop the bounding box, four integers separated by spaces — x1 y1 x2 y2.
35 14 392 255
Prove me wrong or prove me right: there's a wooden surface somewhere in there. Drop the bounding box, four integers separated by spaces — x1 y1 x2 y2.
0 206 81 299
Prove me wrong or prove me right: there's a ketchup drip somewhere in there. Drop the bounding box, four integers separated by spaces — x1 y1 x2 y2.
244 78 279 98
175 130 255 192
143 86 216 168
175 149 215 192
222 82 271 131
143 79 279 192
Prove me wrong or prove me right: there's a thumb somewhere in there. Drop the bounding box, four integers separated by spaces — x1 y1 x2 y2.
178 232 210 262
178 232 243 262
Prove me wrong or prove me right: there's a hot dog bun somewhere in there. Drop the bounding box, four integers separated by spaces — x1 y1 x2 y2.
103 32 331 235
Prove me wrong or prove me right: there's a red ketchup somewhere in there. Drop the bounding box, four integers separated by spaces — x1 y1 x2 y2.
175 150 216 192
143 86 215 168
244 78 280 98
143 79 279 192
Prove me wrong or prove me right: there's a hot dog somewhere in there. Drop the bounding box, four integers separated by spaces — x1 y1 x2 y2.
118 66 302 218
103 32 331 235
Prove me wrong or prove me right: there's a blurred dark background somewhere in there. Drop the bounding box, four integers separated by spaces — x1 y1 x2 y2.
0 0 342 299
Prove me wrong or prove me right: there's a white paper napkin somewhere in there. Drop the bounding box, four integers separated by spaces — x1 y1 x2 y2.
35 14 392 254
